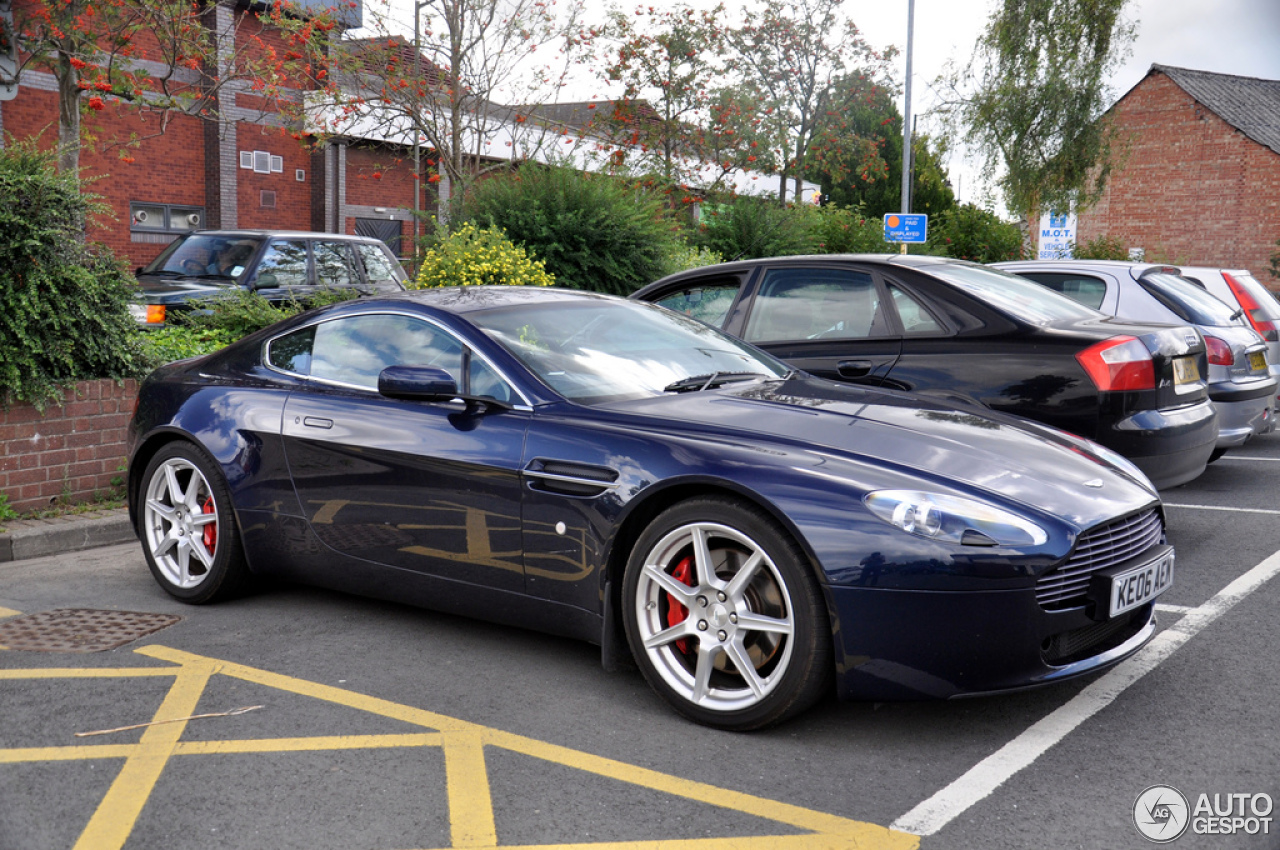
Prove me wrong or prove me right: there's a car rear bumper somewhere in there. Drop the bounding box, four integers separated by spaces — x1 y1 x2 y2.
826 583 1158 701
1104 399 1218 489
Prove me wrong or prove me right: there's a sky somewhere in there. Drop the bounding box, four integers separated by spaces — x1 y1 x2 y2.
376 0 1280 208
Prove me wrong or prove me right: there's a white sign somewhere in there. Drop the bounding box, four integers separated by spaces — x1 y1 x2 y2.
0 4 16 103
1037 210 1077 259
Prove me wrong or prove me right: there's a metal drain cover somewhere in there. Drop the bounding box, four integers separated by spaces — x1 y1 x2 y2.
0 609 181 652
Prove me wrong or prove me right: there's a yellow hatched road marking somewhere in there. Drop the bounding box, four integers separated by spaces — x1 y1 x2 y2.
0 645 918 850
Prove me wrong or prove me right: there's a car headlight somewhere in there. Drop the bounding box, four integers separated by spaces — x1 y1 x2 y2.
864 490 1048 547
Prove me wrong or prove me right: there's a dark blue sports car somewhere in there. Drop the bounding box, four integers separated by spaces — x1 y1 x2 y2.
128 287 1174 729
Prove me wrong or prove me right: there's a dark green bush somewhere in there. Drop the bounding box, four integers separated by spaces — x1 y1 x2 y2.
459 165 681 295
1073 234 1130 261
0 143 143 408
691 196 820 261
927 204 1023 263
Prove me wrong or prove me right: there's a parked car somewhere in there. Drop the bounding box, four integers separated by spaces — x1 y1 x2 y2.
632 255 1217 489
1177 266 1280 403
130 230 408 327
129 287 1172 730
995 260 1276 458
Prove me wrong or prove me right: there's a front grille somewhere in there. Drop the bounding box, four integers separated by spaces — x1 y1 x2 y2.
1036 508 1164 609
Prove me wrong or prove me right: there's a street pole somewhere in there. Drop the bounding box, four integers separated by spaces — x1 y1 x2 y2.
412 2 422 273
900 0 914 254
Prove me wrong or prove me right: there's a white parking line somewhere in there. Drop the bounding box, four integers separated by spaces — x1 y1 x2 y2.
1154 603 1194 615
1162 503 1280 516
891 547 1280 836
1211 455 1280 461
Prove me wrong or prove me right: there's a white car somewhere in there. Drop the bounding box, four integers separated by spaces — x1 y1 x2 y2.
995 260 1276 458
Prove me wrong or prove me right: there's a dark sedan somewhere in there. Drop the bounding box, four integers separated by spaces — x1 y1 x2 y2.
129 287 1172 729
633 255 1217 489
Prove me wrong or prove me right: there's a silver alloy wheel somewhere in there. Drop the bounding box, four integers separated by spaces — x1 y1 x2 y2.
633 521 796 712
142 456 220 590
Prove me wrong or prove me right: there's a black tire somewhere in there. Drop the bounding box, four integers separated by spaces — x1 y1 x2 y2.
136 442 248 604
1208 447 1227 463
621 496 832 730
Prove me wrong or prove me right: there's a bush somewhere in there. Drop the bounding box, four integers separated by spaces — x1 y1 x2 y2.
412 222 556 289
927 204 1023 263
460 165 680 294
662 242 725 275
810 204 886 254
692 196 820 261
0 143 143 408
1073 234 1130 261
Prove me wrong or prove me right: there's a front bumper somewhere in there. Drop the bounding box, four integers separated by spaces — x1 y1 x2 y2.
826 583 1157 700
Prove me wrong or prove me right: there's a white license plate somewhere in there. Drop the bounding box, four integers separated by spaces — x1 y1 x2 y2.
1109 551 1174 617
1173 356 1200 385
1250 350 1267 372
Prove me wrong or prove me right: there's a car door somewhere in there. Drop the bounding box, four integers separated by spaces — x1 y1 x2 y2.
248 238 313 303
271 311 530 592
734 265 902 384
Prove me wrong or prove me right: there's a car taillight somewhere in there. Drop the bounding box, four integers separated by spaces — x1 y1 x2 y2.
146 305 166 324
1076 336 1156 391
1224 272 1280 342
1204 335 1234 366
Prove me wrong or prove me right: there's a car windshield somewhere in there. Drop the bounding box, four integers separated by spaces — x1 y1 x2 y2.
142 234 263 280
938 263 1103 324
470 298 790 404
1140 273 1242 327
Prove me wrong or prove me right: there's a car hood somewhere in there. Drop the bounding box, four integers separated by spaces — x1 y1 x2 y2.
135 274 238 302
607 375 1158 528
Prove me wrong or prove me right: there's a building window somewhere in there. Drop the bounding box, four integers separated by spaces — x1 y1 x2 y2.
261 190 277 208
130 202 205 235
239 150 285 174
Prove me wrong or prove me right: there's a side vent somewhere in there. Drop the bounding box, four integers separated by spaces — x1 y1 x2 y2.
523 459 619 497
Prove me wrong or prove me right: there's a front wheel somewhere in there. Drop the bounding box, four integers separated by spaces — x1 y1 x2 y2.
137 442 248 604
622 497 831 730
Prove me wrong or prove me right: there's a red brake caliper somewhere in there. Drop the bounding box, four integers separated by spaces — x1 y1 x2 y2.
201 497 217 551
665 556 695 654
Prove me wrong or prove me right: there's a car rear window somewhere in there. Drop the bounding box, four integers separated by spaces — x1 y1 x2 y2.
1138 273 1241 327
931 264 1102 324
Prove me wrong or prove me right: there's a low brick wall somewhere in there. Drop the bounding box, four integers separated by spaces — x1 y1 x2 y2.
1 380 138 514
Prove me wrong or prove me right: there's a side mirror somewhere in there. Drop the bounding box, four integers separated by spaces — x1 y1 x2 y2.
252 271 278 290
377 365 458 401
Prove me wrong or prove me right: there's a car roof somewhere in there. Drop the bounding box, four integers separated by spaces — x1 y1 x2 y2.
375 285 622 315
995 259 1183 277
188 230 385 243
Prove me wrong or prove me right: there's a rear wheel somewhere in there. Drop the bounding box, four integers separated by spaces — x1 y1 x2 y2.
622 497 831 730
137 443 248 604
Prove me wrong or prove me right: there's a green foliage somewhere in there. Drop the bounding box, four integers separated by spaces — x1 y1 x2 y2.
412 222 556 289
1270 238 1280 281
0 143 143 409
1073 234 1130 260
662 243 725 275
0 494 18 523
692 196 820 261
459 165 680 295
810 205 886 254
139 327 238 367
928 204 1023 263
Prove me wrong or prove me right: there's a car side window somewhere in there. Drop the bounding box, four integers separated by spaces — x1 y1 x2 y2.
254 240 309 288
1016 272 1107 311
270 313 513 402
888 284 944 335
314 241 359 288
655 284 739 327
743 268 887 342
355 243 405 286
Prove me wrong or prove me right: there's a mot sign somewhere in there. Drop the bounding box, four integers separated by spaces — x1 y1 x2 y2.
1038 210 1077 258
884 213 928 244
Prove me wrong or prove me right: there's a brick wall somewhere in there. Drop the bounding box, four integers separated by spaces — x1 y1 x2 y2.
1079 72 1280 287
0 381 138 514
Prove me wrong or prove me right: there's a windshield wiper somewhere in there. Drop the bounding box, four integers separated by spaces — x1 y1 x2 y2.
663 371 767 393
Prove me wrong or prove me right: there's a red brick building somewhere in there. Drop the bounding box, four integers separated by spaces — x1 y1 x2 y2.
1078 64 1280 286
0 0 429 269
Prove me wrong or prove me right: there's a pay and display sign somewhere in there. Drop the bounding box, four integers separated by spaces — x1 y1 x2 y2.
883 214 928 244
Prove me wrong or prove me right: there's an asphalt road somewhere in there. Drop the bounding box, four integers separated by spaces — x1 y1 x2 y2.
2 433 1278 850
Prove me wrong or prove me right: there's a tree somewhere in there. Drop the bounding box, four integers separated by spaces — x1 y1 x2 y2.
802 73 954 217
311 0 587 212
6 0 333 175
724 0 888 203
946 0 1136 255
